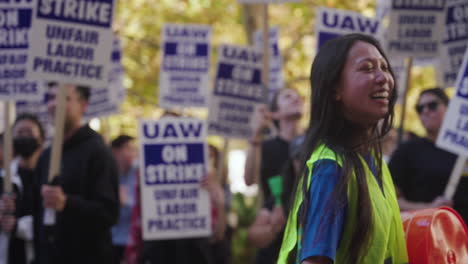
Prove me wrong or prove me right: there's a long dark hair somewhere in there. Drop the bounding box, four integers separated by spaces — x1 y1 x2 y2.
294 33 396 263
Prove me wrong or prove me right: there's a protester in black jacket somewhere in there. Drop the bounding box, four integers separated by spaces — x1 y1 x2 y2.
33 83 119 264
0 113 46 264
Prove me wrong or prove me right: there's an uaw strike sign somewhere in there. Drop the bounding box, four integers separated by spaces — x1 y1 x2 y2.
208 44 265 139
387 0 446 58
439 0 468 88
437 48 468 156
158 24 211 109
26 0 115 87
84 37 124 120
315 7 382 50
139 118 211 240
0 0 43 100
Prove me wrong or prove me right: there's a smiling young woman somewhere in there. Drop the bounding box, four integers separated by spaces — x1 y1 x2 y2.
337 44 394 126
278 33 408 264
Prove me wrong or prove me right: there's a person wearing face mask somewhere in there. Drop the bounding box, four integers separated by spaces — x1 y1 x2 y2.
0 113 45 264
389 88 468 224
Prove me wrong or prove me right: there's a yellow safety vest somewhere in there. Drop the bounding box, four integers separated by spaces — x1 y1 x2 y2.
277 145 408 264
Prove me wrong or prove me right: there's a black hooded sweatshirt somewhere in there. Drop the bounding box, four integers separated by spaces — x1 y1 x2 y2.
33 125 119 264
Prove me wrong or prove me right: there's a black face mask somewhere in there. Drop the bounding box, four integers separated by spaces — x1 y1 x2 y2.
14 137 40 159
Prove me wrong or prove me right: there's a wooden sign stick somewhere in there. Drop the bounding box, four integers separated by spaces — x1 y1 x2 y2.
44 83 67 226
47 84 67 182
2 102 14 194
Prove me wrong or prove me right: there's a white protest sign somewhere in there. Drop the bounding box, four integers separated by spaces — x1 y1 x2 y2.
158 23 211 109
437 47 468 156
208 44 265 139
139 117 211 240
376 0 392 18
84 37 124 120
84 87 118 120
253 27 283 92
439 0 468 88
386 0 446 58
0 1 43 101
26 0 115 87
315 7 383 50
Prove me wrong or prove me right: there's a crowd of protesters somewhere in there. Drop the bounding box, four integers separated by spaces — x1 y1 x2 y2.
0 33 467 264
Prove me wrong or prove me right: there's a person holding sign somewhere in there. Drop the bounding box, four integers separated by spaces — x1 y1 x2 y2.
0 113 45 264
32 83 119 264
278 33 408 264
244 88 303 193
389 88 468 223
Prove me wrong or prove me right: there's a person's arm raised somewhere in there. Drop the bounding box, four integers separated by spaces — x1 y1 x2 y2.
244 105 271 186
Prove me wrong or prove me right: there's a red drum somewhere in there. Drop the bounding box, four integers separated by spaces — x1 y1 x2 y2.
402 207 468 264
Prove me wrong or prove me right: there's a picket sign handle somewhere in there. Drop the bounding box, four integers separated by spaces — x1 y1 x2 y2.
444 156 467 201
100 117 110 143
44 83 67 226
3 102 14 194
397 57 413 145
261 3 270 89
